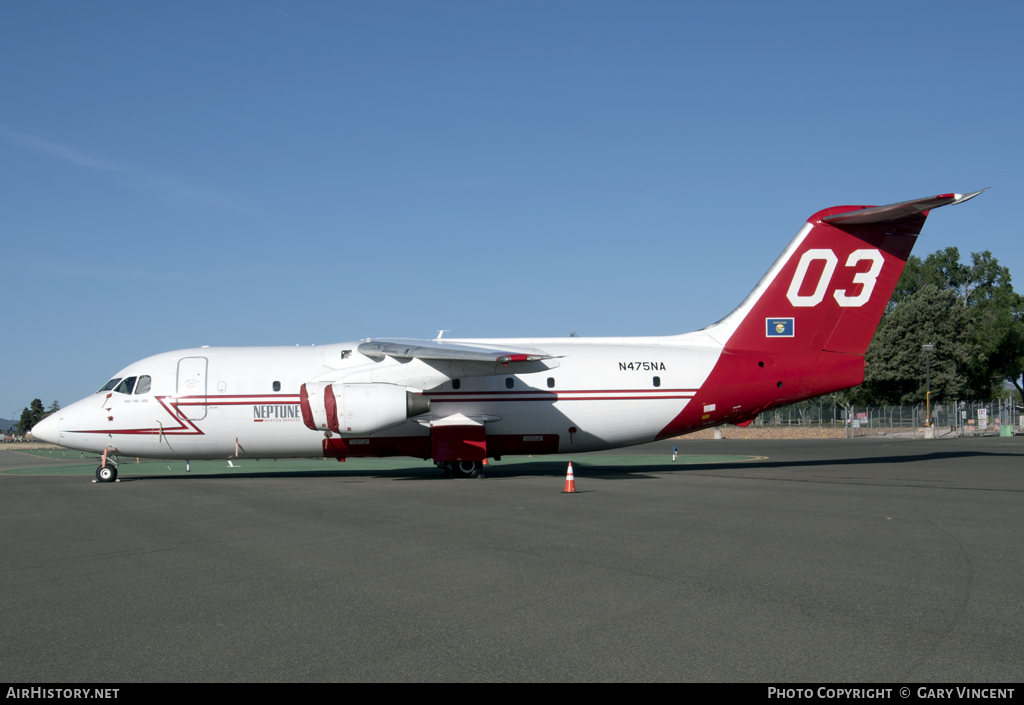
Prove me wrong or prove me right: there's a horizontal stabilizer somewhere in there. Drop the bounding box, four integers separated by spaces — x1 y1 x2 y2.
822 189 987 226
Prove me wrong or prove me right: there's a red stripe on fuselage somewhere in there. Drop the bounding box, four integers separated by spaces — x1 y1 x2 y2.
431 396 694 402
427 388 697 396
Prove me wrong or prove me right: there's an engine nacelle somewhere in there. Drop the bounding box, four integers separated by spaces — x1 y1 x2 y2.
300 382 430 435
299 381 332 431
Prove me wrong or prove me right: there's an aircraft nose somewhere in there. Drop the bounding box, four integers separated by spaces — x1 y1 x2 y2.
31 413 58 444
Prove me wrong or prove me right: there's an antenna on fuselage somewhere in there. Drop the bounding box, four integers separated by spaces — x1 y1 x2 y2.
436 330 450 340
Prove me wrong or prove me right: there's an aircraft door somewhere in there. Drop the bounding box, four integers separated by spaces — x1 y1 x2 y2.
176 357 208 420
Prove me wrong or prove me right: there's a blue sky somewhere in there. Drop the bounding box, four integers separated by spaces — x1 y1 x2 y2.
2 1 1021 416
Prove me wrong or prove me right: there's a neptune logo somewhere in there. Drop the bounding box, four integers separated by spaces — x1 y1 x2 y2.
253 404 302 421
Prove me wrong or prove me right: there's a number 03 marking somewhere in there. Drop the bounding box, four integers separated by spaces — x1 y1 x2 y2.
786 248 884 308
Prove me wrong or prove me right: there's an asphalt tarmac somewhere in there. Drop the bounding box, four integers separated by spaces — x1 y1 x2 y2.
1 437 1022 682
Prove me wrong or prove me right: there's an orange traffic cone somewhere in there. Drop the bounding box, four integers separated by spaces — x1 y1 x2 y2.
562 462 577 493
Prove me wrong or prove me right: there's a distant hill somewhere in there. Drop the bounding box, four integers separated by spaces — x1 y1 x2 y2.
0 418 13 432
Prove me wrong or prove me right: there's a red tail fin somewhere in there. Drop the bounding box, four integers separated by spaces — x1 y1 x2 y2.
657 192 985 437
703 191 984 358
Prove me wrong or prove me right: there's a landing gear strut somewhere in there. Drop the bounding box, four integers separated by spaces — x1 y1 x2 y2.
96 461 118 483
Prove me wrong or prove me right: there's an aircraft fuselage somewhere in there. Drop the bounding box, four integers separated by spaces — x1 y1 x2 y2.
48 336 724 461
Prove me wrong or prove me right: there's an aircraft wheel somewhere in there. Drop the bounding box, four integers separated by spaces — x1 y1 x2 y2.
450 460 481 479
96 463 118 483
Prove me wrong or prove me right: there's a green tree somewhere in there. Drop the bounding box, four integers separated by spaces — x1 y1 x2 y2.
16 408 31 436
965 252 1024 399
853 285 987 404
850 246 1024 405
16 399 49 436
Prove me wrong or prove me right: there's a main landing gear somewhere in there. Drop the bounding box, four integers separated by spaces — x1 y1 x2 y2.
437 460 485 479
96 461 118 483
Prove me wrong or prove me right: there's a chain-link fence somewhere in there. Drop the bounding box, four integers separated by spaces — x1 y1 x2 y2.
751 398 1020 437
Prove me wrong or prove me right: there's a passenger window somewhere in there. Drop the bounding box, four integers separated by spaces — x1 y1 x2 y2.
653 376 661 388
547 377 555 388
273 381 281 392
114 377 137 395
505 378 514 389
98 378 121 393
135 376 151 395
452 379 461 390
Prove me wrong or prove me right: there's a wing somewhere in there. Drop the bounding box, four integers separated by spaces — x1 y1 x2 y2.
357 338 556 365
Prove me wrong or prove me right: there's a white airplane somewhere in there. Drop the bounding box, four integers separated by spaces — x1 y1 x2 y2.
32 191 984 482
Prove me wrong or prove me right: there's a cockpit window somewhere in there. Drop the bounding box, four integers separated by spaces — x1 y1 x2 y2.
113 377 137 395
98 378 122 393
135 376 151 395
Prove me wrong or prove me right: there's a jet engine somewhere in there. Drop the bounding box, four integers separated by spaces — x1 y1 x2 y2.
300 382 430 435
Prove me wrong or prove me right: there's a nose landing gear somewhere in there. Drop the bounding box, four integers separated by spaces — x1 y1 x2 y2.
96 461 118 483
